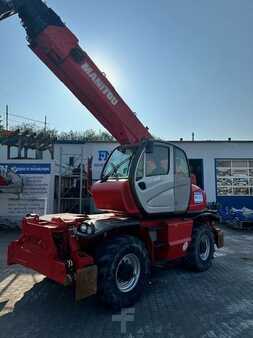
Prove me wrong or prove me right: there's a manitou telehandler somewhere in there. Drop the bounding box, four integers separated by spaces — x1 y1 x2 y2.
1 0 224 309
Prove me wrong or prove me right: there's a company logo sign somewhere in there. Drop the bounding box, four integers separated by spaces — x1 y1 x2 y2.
82 62 119 106
98 151 109 162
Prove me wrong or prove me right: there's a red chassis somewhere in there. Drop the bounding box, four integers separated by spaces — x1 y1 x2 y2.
8 204 223 301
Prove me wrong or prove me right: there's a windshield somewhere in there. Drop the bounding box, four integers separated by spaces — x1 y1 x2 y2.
102 147 135 180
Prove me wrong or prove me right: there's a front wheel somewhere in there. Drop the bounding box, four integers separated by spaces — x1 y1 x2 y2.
185 224 215 272
96 235 150 309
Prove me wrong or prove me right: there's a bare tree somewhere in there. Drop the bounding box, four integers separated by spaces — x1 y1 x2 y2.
8 122 115 142
57 129 115 142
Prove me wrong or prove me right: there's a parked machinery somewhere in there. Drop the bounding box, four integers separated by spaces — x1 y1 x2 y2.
1 0 224 309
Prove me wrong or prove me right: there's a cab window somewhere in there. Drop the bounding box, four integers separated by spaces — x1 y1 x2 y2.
146 146 170 177
102 147 134 180
136 153 144 181
175 148 189 177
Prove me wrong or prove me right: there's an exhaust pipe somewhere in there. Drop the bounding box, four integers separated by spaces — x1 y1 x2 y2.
0 0 16 21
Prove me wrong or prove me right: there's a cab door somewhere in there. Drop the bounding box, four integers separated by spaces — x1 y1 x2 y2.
133 143 175 214
174 147 191 213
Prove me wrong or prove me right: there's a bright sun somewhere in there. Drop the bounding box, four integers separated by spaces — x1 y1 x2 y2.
89 51 122 90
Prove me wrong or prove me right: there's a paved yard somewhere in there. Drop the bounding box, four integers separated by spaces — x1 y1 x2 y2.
0 226 253 338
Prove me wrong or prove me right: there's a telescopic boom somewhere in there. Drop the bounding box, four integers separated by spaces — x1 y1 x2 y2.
0 0 151 145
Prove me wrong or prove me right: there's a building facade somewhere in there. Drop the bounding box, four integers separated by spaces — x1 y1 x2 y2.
54 140 253 225
1 140 253 226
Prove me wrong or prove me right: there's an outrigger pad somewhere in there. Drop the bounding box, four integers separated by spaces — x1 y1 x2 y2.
0 0 16 21
75 265 98 301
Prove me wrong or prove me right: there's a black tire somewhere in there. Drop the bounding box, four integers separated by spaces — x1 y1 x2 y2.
96 235 150 309
185 224 215 272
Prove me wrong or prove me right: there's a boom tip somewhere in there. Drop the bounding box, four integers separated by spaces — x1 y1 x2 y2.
0 0 16 21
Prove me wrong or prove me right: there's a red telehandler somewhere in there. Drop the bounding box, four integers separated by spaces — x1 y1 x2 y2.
1 0 224 309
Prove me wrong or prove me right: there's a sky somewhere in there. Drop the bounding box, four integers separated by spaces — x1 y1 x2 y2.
1 0 253 140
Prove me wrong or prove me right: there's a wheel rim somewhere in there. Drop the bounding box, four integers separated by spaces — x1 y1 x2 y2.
115 253 141 293
199 235 210 261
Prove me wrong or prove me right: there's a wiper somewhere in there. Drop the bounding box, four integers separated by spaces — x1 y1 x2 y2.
101 157 130 182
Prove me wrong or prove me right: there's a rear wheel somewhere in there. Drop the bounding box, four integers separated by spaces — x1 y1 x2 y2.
96 235 150 309
185 224 214 271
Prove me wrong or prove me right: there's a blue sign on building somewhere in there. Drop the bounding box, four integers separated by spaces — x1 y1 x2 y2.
98 151 109 162
0 163 51 175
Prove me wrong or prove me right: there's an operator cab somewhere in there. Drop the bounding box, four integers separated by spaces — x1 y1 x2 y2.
132 141 191 214
92 140 194 216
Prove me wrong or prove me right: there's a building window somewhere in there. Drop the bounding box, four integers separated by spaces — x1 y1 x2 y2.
216 159 253 196
69 156 75 167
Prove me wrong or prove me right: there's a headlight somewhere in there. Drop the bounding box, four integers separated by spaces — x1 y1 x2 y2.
80 223 88 233
194 191 204 204
79 222 95 235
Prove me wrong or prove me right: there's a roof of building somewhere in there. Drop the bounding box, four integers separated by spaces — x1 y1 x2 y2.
54 139 253 145
54 140 117 145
